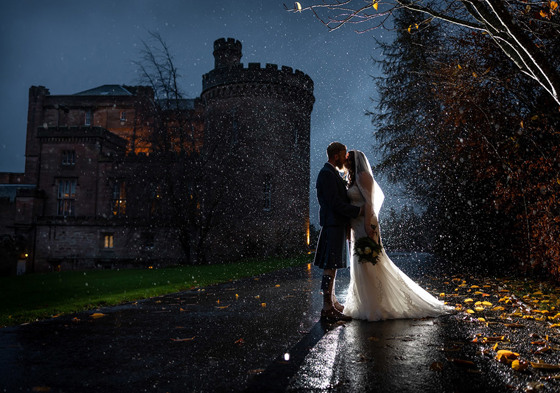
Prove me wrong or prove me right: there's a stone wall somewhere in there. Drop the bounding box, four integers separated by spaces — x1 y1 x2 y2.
1 37 314 271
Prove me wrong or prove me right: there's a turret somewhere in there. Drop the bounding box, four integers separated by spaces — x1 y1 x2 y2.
201 38 314 261
213 38 242 69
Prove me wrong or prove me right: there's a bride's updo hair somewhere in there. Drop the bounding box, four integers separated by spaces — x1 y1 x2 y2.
345 150 356 187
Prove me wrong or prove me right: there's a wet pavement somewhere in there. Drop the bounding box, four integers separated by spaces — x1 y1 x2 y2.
1 253 508 392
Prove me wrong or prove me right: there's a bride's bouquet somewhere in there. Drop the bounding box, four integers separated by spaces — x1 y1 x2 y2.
353 225 383 265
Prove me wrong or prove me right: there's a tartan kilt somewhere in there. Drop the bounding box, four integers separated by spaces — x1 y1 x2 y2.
313 225 349 270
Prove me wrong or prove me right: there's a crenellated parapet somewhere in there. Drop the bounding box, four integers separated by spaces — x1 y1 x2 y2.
202 62 314 101
213 38 242 69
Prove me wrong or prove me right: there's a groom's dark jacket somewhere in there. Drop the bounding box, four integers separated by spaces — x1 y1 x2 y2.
316 163 360 227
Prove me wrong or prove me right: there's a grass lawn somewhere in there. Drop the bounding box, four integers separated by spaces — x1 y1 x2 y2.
0 254 312 327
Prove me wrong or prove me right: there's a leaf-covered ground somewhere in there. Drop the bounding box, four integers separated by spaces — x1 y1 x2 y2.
418 273 560 392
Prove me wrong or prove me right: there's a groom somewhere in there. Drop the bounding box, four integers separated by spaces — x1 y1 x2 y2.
314 142 362 322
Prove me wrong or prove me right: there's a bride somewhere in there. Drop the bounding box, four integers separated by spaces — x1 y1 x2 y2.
343 150 453 321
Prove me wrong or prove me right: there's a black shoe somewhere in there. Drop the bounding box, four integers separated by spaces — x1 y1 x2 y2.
321 307 352 322
334 301 344 313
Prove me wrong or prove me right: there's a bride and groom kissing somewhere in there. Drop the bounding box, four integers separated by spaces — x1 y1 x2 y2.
314 142 452 322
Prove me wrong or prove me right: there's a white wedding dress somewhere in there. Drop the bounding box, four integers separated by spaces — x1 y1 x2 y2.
344 184 453 321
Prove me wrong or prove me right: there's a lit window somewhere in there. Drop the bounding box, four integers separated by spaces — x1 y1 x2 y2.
103 234 114 249
85 110 92 126
57 179 77 216
263 175 272 211
112 180 126 216
62 150 75 166
120 111 126 121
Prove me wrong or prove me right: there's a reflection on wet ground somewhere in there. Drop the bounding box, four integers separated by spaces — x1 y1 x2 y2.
0 253 504 392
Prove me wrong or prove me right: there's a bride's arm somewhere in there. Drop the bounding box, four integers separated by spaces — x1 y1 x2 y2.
358 172 380 242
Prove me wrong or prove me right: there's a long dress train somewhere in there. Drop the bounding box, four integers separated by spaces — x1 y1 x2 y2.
344 184 452 321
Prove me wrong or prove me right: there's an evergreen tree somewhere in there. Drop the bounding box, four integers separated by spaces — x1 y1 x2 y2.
371 8 560 277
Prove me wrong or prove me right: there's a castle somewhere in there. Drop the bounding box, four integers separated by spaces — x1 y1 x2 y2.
0 38 315 273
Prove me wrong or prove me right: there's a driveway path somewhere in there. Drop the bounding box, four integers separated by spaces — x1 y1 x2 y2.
1 253 505 392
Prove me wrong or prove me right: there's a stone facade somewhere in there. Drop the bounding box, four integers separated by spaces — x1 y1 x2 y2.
0 38 314 272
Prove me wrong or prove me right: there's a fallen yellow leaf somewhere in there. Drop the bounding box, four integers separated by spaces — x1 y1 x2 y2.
171 337 195 342
496 350 519 364
90 313 106 319
449 358 476 367
512 359 529 371
430 361 443 371
531 360 560 370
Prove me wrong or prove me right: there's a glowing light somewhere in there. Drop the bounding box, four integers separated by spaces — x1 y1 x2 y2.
284 353 290 361
306 218 310 246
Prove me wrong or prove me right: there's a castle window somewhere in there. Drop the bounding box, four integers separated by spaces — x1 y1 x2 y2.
120 111 127 121
143 232 155 250
294 127 299 147
102 233 114 249
57 178 77 216
85 110 92 126
263 175 272 211
150 184 162 217
231 118 239 145
62 150 76 166
112 180 126 216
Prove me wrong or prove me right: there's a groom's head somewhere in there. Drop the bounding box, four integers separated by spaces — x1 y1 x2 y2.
327 142 347 170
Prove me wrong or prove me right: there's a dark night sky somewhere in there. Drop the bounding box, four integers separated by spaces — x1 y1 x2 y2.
0 0 400 224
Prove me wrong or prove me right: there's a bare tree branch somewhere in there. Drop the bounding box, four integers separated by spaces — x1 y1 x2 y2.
287 0 560 106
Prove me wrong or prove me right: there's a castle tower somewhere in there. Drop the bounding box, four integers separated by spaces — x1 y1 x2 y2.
213 37 242 69
201 37 315 261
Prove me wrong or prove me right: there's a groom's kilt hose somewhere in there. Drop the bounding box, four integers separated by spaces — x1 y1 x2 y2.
313 225 349 270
